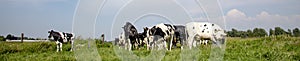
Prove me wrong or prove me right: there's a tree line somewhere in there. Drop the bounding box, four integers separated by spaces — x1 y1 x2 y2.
0 34 47 41
226 27 300 38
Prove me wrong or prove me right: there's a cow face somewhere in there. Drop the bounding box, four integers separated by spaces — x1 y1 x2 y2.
213 29 226 39
123 22 138 37
48 30 54 38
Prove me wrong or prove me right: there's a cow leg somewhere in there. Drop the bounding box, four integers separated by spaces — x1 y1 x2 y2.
124 42 127 50
192 40 197 48
59 42 63 51
144 37 149 50
56 41 60 52
201 40 204 45
169 35 174 51
70 40 74 51
204 40 208 45
146 37 149 50
136 39 139 49
169 40 172 51
187 36 193 49
180 39 184 50
128 39 132 51
164 40 168 50
147 36 153 50
200 40 206 45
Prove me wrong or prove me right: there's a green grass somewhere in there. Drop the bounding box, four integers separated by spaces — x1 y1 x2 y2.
0 36 299 61
0 42 75 61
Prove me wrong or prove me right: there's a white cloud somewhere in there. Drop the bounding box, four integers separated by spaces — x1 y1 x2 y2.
227 9 246 17
224 9 300 30
226 9 248 21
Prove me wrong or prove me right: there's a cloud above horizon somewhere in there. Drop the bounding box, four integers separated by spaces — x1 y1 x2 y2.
225 9 300 30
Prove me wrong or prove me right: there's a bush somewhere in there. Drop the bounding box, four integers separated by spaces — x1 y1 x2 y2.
0 36 5 41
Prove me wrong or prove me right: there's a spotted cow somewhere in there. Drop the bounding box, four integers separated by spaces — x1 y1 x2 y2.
185 22 226 49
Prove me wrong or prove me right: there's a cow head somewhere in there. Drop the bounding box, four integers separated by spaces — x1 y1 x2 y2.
123 22 138 37
48 30 54 38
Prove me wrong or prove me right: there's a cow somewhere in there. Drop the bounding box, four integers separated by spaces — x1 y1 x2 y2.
185 22 226 49
48 30 74 52
137 33 147 49
120 22 139 50
145 23 176 51
173 25 186 49
116 32 131 50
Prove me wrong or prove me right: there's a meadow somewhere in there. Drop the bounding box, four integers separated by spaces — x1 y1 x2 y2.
0 36 299 61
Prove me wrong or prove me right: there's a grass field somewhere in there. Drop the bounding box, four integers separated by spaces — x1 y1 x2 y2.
1 36 299 61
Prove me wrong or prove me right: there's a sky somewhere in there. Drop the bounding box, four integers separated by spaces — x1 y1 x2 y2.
0 0 299 41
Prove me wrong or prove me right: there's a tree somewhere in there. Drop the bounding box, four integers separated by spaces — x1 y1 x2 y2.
6 34 13 40
231 28 239 37
274 27 286 35
0 36 5 41
259 28 268 37
247 29 253 37
269 29 274 36
239 31 248 38
253 28 267 37
293 28 300 37
226 28 239 37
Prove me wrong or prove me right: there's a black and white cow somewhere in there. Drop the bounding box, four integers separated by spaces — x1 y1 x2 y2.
120 22 139 50
173 25 186 49
117 32 130 49
145 23 176 51
48 30 74 52
137 32 147 49
185 22 226 49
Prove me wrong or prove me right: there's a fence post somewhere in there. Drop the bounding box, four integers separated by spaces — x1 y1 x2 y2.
21 33 24 43
101 34 104 44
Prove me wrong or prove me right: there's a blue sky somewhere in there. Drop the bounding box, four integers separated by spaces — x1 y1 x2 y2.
0 0 299 41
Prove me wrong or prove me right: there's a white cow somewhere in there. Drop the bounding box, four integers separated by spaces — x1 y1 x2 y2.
185 22 226 49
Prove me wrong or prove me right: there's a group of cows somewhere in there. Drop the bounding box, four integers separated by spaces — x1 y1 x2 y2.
115 22 226 51
47 22 226 52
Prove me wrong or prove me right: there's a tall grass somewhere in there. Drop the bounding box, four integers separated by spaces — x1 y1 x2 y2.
0 36 299 61
0 42 75 61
